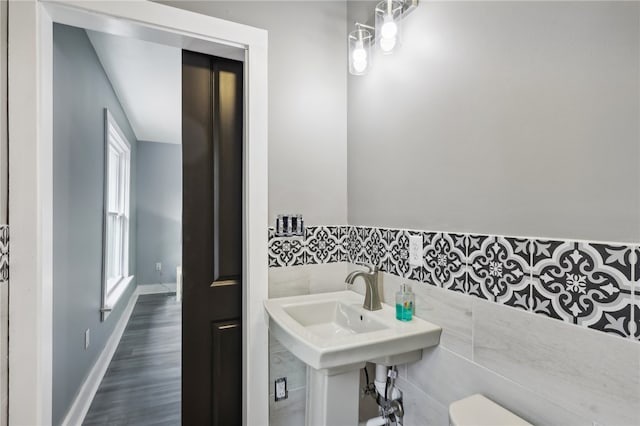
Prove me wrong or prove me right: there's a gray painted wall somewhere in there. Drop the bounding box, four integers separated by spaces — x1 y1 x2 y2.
348 1 640 243
53 24 138 426
346 2 640 425
135 141 182 285
162 1 349 226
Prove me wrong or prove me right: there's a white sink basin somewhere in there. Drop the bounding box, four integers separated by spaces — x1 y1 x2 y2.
283 300 389 338
264 290 442 370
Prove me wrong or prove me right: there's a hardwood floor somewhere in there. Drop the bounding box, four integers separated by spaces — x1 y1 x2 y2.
84 293 181 426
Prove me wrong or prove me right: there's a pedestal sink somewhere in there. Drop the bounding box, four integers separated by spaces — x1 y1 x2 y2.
264 290 442 426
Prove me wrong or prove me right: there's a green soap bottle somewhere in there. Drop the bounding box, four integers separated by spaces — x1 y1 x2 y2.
395 283 414 321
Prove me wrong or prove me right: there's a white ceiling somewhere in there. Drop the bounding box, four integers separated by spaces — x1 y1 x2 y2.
87 30 182 145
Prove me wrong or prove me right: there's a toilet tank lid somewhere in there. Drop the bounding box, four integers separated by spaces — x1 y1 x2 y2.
449 394 533 426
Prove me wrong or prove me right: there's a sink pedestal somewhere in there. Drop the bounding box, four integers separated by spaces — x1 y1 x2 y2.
305 363 364 426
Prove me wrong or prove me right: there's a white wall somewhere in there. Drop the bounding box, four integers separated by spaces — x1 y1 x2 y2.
163 1 349 226
348 1 640 243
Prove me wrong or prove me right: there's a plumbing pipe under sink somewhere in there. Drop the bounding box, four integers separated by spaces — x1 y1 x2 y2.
375 364 401 401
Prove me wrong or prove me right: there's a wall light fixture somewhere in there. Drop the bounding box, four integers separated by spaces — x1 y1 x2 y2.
376 0 403 54
349 0 419 75
349 24 374 75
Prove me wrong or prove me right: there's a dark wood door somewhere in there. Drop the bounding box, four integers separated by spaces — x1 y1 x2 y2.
182 50 244 425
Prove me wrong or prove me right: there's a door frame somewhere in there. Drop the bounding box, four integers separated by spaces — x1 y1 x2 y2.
8 1 268 425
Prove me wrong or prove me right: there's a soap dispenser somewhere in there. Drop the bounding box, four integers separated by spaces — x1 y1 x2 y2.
395 283 415 321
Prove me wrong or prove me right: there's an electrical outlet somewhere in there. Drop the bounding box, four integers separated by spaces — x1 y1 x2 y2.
408 235 422 266
84 329 90 350
274 377 288 401
155 262 162 272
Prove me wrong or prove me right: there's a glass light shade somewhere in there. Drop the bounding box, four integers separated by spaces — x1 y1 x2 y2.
375 0 403 54
348 29 373 75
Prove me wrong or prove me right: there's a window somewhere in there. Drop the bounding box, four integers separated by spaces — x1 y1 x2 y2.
102 109 133 316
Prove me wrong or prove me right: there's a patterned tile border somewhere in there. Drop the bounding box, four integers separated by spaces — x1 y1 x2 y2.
268 225 639 342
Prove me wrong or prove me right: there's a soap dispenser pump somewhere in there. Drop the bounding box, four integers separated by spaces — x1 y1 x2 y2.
395 283 415 321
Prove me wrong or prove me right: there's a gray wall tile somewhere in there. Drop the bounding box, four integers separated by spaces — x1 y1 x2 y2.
473 298 640 425
269 350 306 393
396 376 449 426
406 346 590 426
269 387 305 426
268 262 349 299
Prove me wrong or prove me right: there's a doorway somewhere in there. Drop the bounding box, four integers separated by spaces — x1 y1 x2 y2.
8 2 268 424
51 21 244 425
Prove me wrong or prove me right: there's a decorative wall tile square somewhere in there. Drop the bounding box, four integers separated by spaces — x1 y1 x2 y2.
361 226 388 269
345 226 365 264
304 226 347 264
0 225 7 282
532 241 634 338
268 237 305 267
424 233 465 289
383 229 425 282
467 236 530 310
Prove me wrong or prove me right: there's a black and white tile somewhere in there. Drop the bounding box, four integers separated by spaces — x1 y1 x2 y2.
424 233 465 290
360 226 388 268
267 224 640 340
304 226 348 264
268 234 305 267
467 236 531 310
382 229 426 282
532 241 634 338
268 226 347 267
346 226 367 265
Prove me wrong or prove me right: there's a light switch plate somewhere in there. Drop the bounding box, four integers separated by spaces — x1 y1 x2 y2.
408 235 422 267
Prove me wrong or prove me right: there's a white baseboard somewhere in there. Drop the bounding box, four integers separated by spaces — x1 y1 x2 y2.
137 282 177 295
61 282 179 425
61 287 140 426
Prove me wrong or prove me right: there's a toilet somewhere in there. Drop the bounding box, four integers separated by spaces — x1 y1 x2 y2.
449 394 533 426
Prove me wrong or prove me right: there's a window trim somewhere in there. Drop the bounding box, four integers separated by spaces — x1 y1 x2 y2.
101 109 133 319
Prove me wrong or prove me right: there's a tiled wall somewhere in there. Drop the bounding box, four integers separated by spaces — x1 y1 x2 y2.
371 271 640 425
269 226 640 341
268 225 640 425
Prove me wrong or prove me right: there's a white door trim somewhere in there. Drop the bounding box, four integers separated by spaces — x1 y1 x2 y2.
8 1 269 424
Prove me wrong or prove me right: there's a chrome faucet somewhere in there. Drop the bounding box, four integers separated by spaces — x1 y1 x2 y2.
345 265 382 311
